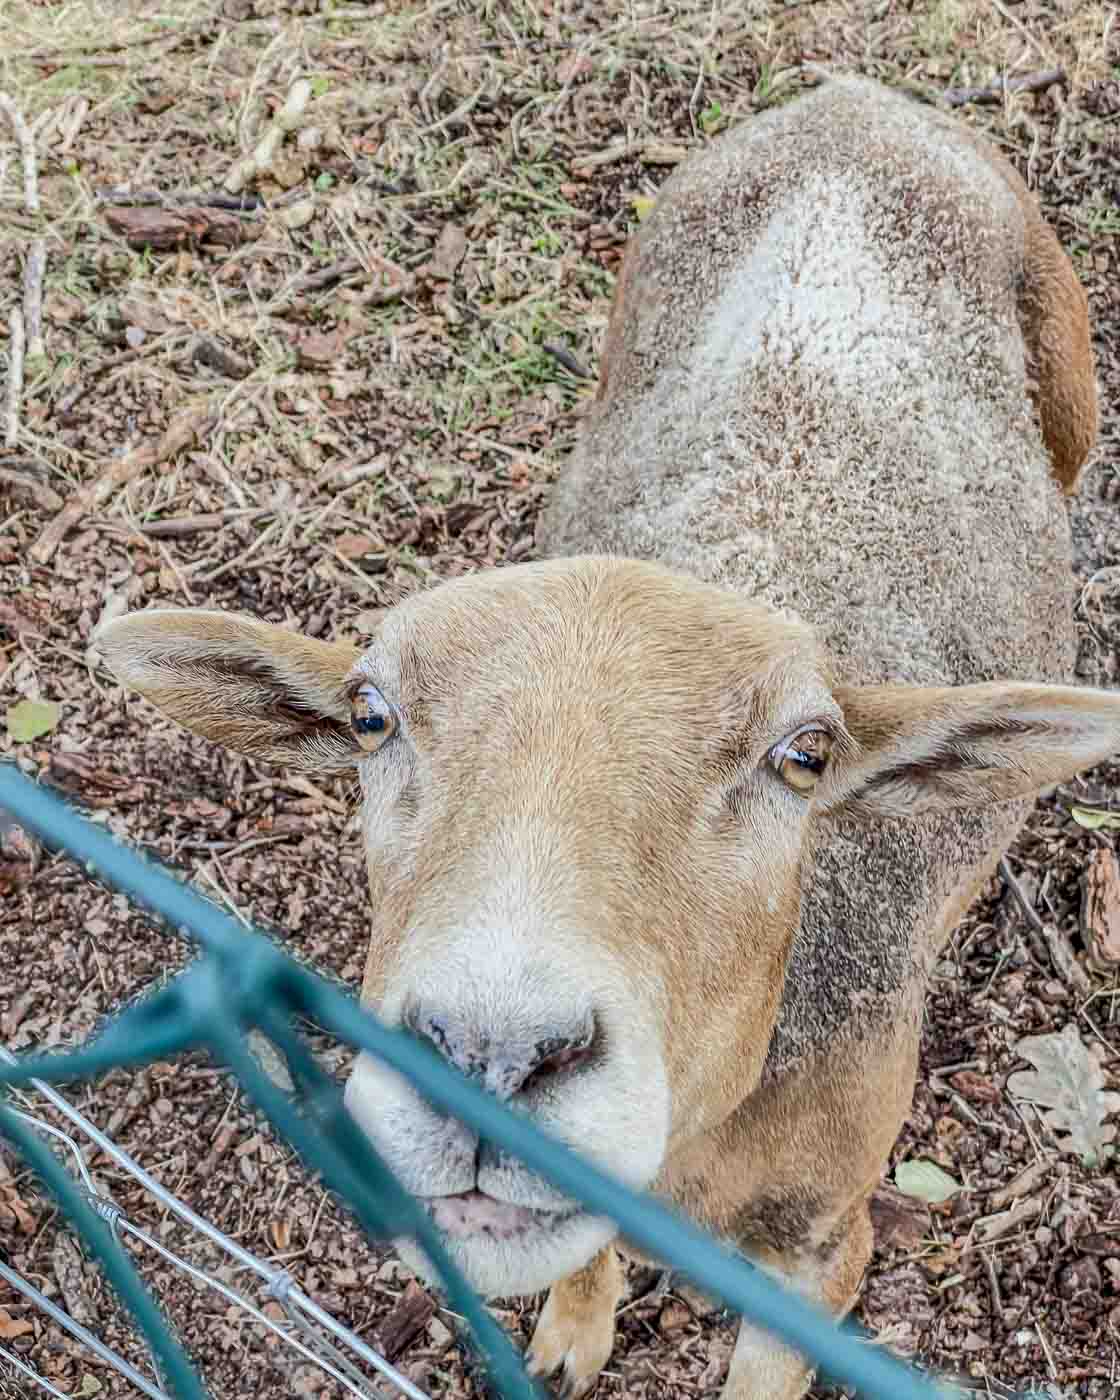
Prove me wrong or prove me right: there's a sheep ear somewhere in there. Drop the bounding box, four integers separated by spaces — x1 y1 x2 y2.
93 609 363 770
822 681 1120 818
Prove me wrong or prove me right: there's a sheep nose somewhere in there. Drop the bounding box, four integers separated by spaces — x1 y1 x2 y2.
403 1003 596 1101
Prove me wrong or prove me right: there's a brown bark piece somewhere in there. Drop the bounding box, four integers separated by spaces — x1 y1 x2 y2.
375 1280 436 1362
948 1069 1000 1104
1082 847 1120 972
869 1182 931 1251
106 204 243 249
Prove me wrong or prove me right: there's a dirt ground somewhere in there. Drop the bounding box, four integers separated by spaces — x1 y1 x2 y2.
1 0 1119 1397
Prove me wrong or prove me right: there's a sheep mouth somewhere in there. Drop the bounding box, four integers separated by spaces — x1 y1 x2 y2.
423 1189 580 1241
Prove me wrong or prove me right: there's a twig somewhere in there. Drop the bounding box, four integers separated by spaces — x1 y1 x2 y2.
0 93 39 214
293 258 361 292
571 140 638 173
1000 856 1047 939
351 165 408 195
943 68 1064 108
982 1249 1003 1326
97 187 263 212
459 431 554 473
139 510 269 538
23 240 46 362
27 17 215 60
29 412 208 565
270 255 414 312
1000 857 1091 996
4 309 24 450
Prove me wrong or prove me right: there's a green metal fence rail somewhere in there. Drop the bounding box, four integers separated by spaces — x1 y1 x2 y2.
0 762 1031 1400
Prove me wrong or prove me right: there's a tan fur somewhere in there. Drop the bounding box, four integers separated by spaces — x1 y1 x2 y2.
526 1246 624 1398
920 107 1098 493
92 78 1119 1400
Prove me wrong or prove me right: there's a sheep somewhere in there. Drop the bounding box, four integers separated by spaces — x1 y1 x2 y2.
95 77 1115 1400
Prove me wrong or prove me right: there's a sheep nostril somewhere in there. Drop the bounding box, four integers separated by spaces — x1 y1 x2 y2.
520 1032 595 1095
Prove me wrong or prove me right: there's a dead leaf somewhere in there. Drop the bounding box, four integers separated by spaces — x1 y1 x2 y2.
7 698 61 742
247 1029 294 1092
0 1307 33 1340
0 1184 37 1233
296 327 352 369
1007 1023 1120 1167
1082 848 1120 971
334 532 379 559
894 1159 961 1203
1070 806 1120 832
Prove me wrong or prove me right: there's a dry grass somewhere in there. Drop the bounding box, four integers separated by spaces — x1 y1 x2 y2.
1 0 1120 1397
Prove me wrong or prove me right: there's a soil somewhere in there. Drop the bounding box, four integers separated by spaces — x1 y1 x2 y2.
1 2 1119 1398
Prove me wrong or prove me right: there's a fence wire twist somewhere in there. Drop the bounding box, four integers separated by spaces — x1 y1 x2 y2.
0 763 1047 1400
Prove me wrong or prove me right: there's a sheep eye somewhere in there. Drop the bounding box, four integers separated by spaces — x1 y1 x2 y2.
350 683 398 753
769 727 833 795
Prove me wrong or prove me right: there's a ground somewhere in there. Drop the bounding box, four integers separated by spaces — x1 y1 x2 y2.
0 0 1119 1397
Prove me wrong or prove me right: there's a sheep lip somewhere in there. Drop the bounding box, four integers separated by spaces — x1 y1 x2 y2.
423 1189 580 1240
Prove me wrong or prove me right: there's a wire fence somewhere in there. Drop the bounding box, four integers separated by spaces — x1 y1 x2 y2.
0 1047 431 1399
0 761 1048 1400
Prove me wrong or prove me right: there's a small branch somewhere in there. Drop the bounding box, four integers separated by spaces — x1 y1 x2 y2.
140 512 244 538
1000 856 1090 996
29 412 208 565
999 856 1045 937
23 239 46 362
293 257 361 292
97 186 263 212
0 92 39 214
943 68 1064 108
4 308 25 449
28 17 214 61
